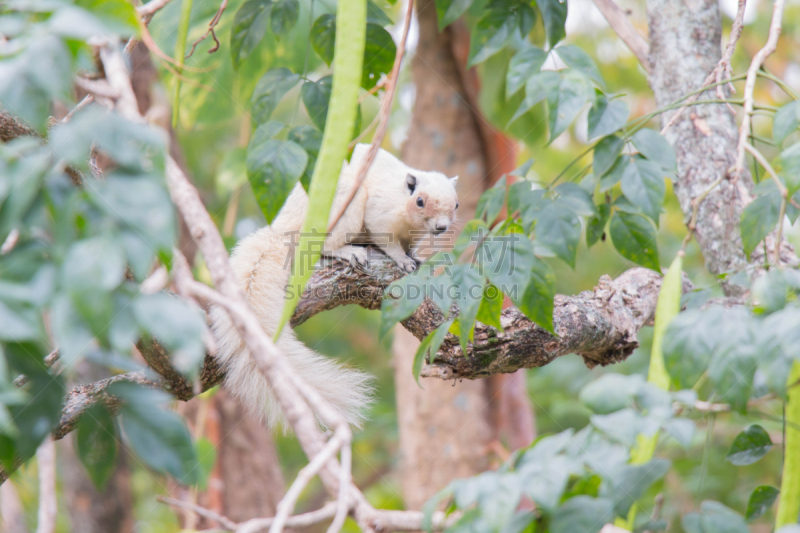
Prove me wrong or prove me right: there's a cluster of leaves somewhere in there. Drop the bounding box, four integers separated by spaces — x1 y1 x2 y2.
235 0 397 222
421 373 699 533
0 1 208 488
741 98 800 257
664 269 800 411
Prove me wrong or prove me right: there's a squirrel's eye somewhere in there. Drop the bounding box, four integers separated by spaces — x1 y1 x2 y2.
455 202 459 209
416 197 424 207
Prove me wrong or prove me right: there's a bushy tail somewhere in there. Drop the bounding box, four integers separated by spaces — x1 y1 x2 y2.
208 225 374 429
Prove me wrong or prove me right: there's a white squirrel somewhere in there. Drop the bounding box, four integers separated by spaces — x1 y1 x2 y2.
209 144 460 428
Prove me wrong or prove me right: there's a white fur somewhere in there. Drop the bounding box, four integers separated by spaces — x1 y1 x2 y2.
209 145 458 429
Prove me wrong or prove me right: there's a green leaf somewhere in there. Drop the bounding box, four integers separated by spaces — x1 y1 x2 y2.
555 45 604 88
477 283 504 329
740 189 781 258
586 203 610 247
132 293 207 377
413 319 453 384
580 373 643 414
367 0 393 25
726 424 772 465
514 257 555 332
511 158 535 178
609 211 659 270
599 154 630 192
476 176 506 223
601 459 670 516
620 156 666 224
4 343 65 461
301 76 333 131
453 219 490 259
506 45 547 99
435 0 473 29
450 265 484 351
111 382 198 484
550 496 613 533
548 71 593 142
509 70 561 126
50 295 94 367
270 0 299 35
251 68 301 124
287 126 323 190
246 136 308 223
593 135 625 178
380 272 430 338
532 200 580 267
362 23 396 89
89 176 177 274
773 101 800 145
538 0 568 46
0 36 72 131
746 485 779 521
311 16 396 89
683 501 749 533
231 0 272 68
632 128 676 172
774 141 800 196
480 226 536 293
62 237 126 292
76 404 118 490
588 96 629 140
310 14 336 64
467 6 515 67
663 308 722 388
554 182 596 217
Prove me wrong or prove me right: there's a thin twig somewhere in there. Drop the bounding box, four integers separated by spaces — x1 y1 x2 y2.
1 228 19 255
62 94 95 123
137 0 175 16
326 0 415 233
327 430 352 533
267 434 346 533
35 437 56 533
186 0 229 58
661 0 747 135
733 0 786 178
681 175 727 250
157 496 239 530
744 143 787 197
590 0 650 71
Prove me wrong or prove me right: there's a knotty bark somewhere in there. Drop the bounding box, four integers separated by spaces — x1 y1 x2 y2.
646 0 796 296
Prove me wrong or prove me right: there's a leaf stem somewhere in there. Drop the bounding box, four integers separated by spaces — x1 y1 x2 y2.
276 0 367 339
776 362 800 528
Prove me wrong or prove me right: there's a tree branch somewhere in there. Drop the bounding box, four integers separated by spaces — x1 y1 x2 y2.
294 258 670 379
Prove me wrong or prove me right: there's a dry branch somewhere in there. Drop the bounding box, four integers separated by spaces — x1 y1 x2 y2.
590 0 650 71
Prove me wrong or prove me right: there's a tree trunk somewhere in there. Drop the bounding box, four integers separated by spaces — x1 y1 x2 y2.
394 0 500 508
646 0 795 294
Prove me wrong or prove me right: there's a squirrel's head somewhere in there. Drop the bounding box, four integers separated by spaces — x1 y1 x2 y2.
404 172 459 235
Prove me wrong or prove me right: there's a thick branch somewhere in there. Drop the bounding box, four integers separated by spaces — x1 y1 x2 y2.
293 258 667 379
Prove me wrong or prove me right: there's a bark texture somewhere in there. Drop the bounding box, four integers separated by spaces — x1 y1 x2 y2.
392 0 493 508
646 0 795 295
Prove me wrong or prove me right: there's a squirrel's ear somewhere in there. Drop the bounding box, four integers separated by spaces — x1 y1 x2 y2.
406 174 417 194
450 176 459 186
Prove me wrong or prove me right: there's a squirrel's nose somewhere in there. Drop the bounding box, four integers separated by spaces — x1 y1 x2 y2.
434 223 448 234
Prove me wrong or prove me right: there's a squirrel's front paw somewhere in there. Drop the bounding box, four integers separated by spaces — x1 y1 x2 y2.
348 247 370 268
394 254 417 273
